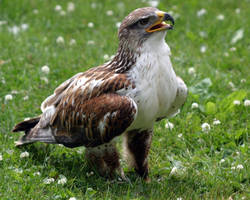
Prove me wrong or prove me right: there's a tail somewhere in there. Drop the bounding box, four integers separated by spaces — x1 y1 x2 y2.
12 117 56 147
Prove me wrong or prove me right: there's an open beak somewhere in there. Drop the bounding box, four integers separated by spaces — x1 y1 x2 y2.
146 11 175 33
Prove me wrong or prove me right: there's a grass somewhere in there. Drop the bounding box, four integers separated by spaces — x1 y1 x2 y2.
0 0 249 199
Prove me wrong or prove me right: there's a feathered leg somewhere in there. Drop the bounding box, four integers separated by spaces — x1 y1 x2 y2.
85 141 126 180
123 129 152 182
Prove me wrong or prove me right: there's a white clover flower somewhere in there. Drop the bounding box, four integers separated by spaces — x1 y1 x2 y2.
148 0 159 7
23 95 29 100
116 22 121 28
14 168 23 174
0 154 3 161
87 40 95 45
69 39 76 45
33 9 39 14
236 164 243 169
178 133 182 138
228 81 235 90
213 119 221 125
229 47 236 51
60 10 66 16
231 29 244 44
177 198 182 200
91 2 97 9
233 100 240 105
231 166 236 170
88 22 94 28
69 197 77 200
243 99 250 107
106 10 114 16
20 151 29 158
21 24 29 31
188 67 196 75
57 175 67 185
41 77 49 84
191 102 199 109
197 8 207 17
240 79 246 83
201 123 210 132
235 8 240 14
103 54 109 60
216 14 225 20
56 36 64 44
43 177 55 184
11 90 18 94
55 5 62 12
224 52 229 57
219 159 225 163
200 45 207 53
5 94 13 101
199 31 207 38
41 65 50 74
165 122 174 130
8 26 20 35
67 2 75 12
33 171 41 176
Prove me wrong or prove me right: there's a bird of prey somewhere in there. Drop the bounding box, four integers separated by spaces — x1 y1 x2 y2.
13 7 187 182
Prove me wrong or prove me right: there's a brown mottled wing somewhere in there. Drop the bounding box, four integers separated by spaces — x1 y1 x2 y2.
51 94 137 147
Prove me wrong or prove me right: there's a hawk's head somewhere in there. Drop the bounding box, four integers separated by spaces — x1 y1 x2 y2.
118 7 174 47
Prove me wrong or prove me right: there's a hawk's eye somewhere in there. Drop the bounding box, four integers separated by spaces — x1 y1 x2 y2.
138 18 150 26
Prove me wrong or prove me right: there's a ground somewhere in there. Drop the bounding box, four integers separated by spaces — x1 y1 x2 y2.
0 0 249 199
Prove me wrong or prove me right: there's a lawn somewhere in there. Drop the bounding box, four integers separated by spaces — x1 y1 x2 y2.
0 0 249 199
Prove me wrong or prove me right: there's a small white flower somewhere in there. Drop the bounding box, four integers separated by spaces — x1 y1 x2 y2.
228 81 235 90
69 39 76 45
233 100 240 105
40 77 49 84
5 94 13 101
8 26 20 35
199 31 207 38
213 119 221 125
41 65 50 74
57 175 67 185
14 168 23 174
86 171 94 177
188 67 196 75
20 151 29 158
201 123 210 132
21 24 29 31
220 159 225 163
60 10 66 16
67 2 75 12
224 52 229 57
88 22 94 28
191 102 199 109
0 154 3 161
43 177 55 184
231 166 236 170
243 99 250 107
87 40 95 45
200 45 206 53
165 122 174 130
11 90 18 94
235 8 240 14
178 133 183 138
69 197 77 200
33 9 39 14
56 36 64 44
197 8 207 17
240 79 246 83
116 22 121 28
216 14 225 20
91 2 97 9
33 171 41 176
231 29 244 44
0 20 7 26
229 47 236 51
23 95 29 100
148 0 159 7
103 54 109 60
106 10 113 16
236 164 243 169
55 5 62 12
177 198 182 200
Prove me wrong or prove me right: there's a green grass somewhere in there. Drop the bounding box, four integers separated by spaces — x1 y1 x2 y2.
0 0 249 199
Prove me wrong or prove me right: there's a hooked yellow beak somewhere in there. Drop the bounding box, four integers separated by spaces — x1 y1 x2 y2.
146 11 175 33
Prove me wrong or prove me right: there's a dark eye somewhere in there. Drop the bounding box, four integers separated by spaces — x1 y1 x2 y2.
138 18 150 26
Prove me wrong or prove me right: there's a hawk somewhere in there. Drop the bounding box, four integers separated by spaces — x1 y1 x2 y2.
13 7 187 182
